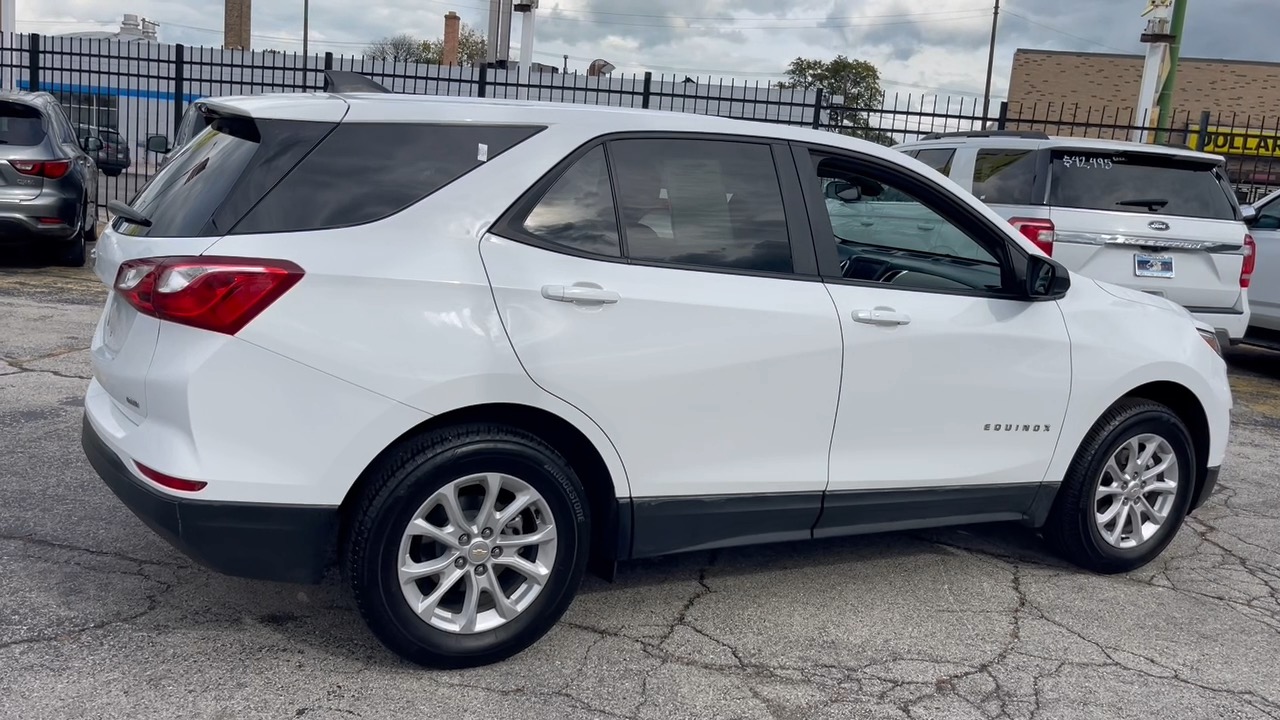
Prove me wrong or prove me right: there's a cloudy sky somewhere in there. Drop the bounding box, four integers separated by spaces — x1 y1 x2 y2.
16 0 1279 100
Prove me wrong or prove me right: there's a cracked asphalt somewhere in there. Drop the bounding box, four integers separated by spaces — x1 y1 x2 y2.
2 260 1280 720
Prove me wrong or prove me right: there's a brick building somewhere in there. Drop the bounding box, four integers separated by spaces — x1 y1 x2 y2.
1006 49 1280 195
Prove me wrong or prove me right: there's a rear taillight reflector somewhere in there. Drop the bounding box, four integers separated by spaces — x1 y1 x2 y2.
9 159 71 179
113 256 304 335
1241 234 1256 289
135 462 207 492
1009 218 1056 256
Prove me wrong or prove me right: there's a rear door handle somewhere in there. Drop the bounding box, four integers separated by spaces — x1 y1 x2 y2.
852 308 911 326
541 284 620 305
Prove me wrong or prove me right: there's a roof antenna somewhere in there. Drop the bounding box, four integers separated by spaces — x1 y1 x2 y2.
323 70 391 93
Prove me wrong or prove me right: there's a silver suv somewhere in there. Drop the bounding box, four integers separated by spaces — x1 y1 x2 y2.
895 131 1253 345
0 91 101 266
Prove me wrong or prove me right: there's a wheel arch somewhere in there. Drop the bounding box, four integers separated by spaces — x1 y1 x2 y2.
1121 380 1213 510
338 402 628 581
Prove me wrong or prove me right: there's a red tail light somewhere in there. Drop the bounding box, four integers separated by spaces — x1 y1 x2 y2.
135 462 207 492
114 256 304 335
9 159 71 179
1241 234 1256 289
1010 218 1056 256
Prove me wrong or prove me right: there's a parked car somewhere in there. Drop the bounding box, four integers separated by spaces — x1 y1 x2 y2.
0 91 100 266
84 88 1232 669
146 99 213 168
894 132 1254 348
76 124 131 176
1242 188 1280 340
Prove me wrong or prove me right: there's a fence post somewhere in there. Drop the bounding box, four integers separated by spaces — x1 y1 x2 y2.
478 64 488 98
1197 110 1211 152
28 34 40 92
810 88 823 130
641 71 652 109
324 52 333 71
997 101 1009 131
172 44 186 135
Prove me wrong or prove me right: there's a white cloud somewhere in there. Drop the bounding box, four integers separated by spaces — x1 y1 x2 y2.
14 0 1279 103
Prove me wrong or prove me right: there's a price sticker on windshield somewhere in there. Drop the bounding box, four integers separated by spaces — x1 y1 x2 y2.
1061 155 1116 170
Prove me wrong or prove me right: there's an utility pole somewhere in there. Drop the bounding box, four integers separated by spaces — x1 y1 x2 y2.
302 0 310 56
1155 0 1188 142
981 0 1001 121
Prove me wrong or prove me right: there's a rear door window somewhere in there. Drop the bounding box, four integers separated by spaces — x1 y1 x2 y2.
0 102 47 146
1048 150 1238 220
972 149 1037 205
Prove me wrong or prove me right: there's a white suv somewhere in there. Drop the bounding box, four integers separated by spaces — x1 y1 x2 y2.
82 86 1232 669
895 132 1255 347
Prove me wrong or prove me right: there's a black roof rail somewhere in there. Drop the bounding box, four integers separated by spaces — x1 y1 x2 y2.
918 130 1051 141
323 70 391 94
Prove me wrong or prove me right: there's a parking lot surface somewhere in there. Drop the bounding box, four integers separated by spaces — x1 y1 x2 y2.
2 260 1279 720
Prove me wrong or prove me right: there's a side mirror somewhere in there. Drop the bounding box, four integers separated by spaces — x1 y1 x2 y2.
82 136 103 152
145 134 172 154
1026 254 1071 299
1241 204 1259 226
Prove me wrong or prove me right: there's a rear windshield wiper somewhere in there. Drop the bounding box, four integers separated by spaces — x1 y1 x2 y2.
107 200 152 227
1116 198 1169 211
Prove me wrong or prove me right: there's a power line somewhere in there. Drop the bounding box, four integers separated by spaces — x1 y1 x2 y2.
1002 10 1131 54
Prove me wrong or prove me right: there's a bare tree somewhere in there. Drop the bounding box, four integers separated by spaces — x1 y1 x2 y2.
364 33 426 62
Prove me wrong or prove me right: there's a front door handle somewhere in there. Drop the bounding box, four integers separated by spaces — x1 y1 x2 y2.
852 308 911 326
541 284 620 305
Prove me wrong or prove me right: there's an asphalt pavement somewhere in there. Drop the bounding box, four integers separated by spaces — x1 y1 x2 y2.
2 260 1279 720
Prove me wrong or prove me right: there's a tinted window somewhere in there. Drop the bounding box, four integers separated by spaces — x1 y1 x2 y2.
115 118 261 237
233 123 543 234
522 146 620 256
609 138 792 274
915 148 955 176
0 102 47 146
1257 197 1280 230
1048 150 1237 220
972 150 1037 205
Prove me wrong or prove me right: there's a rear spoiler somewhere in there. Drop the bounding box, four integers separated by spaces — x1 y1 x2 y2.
323 70 391 94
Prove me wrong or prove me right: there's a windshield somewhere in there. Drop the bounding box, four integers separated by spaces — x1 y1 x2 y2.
0 102 47 146
1048 150 1238 220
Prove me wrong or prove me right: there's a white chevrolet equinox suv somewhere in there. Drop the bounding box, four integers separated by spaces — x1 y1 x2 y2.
82 83 1233 669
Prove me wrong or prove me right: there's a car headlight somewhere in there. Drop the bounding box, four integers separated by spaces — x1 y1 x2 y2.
1198 328 1223 357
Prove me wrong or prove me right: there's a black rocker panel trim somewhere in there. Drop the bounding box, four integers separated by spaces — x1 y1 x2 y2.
627 483 1049 559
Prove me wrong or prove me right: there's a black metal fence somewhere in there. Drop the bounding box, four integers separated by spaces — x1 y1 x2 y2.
2 32 1277 216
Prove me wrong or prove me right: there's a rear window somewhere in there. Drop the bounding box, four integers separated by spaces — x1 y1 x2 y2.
1048 150 1237 220
100 130 124 144
115 118 262 237
0 102 47 146
231 123 544 234
971 149 1037 205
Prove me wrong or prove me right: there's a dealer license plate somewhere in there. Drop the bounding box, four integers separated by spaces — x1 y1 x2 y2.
1134 253 1174 278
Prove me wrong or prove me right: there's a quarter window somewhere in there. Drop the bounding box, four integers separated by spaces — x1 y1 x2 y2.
914 148 955 176
522 146 621 257
608 138 792 274
972 149 1037 205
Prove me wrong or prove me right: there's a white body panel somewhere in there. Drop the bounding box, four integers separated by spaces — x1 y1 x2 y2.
1247 189 1280 331
824 287 1071 491
482 235 842 498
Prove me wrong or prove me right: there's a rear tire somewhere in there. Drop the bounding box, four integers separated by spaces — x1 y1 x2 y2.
55 231 86 267
346 424 590 668
1043 399 1195 574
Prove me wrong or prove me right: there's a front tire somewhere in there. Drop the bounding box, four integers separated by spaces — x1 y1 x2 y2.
1044 399 1195 574
346 424 590 668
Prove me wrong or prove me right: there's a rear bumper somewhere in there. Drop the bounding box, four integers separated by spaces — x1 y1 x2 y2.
82 412 337 584
0 194 80 242
1189 308 1249 343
